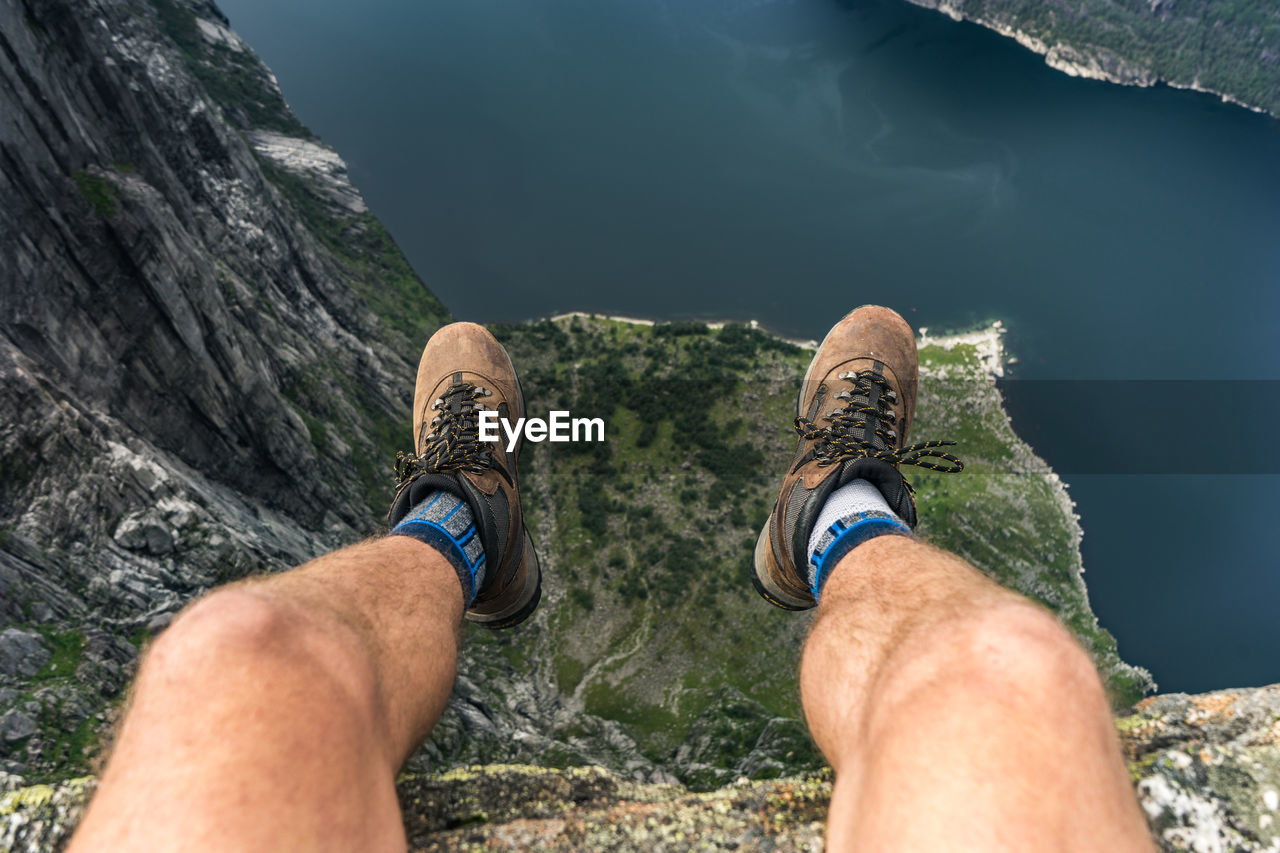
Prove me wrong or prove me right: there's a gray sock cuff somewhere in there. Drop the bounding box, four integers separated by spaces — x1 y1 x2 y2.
391 490 486 604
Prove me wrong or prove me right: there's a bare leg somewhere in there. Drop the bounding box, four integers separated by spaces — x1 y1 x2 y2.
801 535 1152 852
69 536 462 852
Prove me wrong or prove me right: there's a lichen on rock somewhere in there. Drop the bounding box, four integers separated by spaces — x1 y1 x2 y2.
9 703 1280 853
1124 685 1280 851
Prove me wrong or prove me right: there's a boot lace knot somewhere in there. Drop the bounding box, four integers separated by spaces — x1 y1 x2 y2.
794 370 964 475
394 381 495 483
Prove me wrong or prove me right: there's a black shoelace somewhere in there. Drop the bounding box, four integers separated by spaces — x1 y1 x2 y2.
394 381 494 484
794 370 964 476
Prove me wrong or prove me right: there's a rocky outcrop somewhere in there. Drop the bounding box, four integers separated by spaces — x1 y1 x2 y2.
1126 685 1280 851
447 314 1152 792
8 685 1280 853
247 131 368 214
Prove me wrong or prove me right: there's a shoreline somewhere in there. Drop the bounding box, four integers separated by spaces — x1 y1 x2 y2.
548 311 821 349
906 0 1276 120
546 310 1008 376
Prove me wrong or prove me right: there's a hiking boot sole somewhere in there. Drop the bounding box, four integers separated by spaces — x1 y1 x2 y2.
751 521 814 611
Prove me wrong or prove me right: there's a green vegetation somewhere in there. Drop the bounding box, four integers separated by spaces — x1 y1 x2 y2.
915 341 978 368
295 407 329 454
150 0 200 54
0 629 103 780
337 367 419 519
951 0 1280 114
36 714 98 780
72 172 115 219
193 46 313 136
568 587 596 612
31 629 85 684
555 655 586 693
128 626 152 650
334 214 450 344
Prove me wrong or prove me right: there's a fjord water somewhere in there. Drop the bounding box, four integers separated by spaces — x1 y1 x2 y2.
216 0 1280 692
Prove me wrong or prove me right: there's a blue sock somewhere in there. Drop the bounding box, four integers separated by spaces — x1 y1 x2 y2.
390 490 486 603
806 479 913 599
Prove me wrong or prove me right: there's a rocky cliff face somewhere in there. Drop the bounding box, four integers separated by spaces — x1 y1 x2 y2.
0 0 447 778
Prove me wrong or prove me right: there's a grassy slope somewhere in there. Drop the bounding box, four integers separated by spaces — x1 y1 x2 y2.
462 316 1149 787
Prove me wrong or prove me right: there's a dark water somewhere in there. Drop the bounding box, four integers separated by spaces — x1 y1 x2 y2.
215 0 1280 693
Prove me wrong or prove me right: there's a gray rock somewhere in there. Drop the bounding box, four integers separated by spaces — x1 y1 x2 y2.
146 612 176 635
0 709 38 744
77 630 139 697
249 131 369 213
113 515 175 556
1121 685 1280 851
0 630 50 679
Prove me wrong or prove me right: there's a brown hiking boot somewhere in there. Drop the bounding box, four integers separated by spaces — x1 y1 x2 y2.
388 322 541 628
752 305 962 610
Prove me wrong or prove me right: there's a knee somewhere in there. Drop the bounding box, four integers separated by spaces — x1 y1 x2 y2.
943 603 1105 709
142 587 376 712
149 588 299 667
875 600 1106 722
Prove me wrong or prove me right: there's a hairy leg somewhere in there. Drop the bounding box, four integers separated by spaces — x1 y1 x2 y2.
801 535 1151 852
69 536 462 852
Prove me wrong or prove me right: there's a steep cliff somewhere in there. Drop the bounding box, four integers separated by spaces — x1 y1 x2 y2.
0 0 446 778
